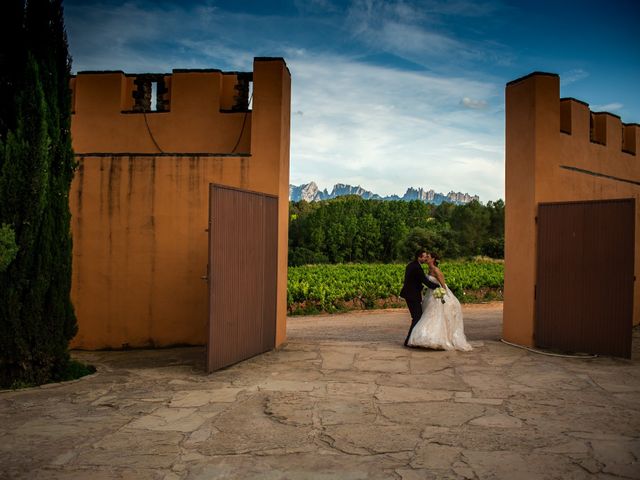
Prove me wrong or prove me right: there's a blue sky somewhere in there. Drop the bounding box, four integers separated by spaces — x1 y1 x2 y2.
64 0 640 201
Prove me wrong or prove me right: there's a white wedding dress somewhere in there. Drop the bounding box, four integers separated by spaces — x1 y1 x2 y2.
407 275 472 351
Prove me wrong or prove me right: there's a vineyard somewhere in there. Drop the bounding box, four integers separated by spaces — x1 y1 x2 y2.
287 260 504 315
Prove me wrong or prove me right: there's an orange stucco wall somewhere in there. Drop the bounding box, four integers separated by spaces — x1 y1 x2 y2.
504 72 639 346
69 58 290 349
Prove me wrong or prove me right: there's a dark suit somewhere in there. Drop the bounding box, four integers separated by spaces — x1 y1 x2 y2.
400 260 438 346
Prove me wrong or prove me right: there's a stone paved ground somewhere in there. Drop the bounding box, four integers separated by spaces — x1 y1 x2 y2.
1 303 639 479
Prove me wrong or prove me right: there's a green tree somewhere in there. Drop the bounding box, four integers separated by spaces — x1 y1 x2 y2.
326 222 345 262
355 213 382 261
378 202 408 262
401 221 458 260
0 224 19 272
0 0 77 388
450 200 490 257
433 201 456 225
482 199 505 258
287 196 505 265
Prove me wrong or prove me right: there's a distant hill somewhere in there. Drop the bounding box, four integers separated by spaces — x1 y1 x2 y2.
289 182 479 205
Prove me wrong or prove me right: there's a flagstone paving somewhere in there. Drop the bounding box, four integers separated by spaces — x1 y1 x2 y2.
1 303 639 479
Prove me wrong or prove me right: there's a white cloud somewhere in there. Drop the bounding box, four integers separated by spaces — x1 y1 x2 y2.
294 0 340 14
422 0 501 17
592 102 623 112
66 2 203 72
346 0 466 59
460 97 488 109
380 21 466 56
288 53 504 200
343 0 506 70
560 68 589 86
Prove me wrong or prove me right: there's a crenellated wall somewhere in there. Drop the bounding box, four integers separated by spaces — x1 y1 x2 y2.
69 58 291 349
504 72 639 346
70 68 253 155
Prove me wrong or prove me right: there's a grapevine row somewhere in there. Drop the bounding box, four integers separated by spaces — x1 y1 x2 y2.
287 261 504 314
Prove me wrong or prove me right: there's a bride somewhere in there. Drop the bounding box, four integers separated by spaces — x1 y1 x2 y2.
407 252 472 351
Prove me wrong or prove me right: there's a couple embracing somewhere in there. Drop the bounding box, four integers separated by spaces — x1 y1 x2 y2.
400 249 472 351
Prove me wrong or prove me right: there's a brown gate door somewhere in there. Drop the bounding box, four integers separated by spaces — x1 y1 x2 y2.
207 184 278 372
536 199 635 358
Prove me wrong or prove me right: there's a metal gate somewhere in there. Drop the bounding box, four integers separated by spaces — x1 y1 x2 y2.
207 184 278 372
535 198 635 358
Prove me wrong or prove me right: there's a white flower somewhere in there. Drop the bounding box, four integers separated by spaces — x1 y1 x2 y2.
433 287 447 304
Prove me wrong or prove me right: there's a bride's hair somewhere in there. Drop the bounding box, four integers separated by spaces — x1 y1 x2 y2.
414 248 427 260
428 252 440 266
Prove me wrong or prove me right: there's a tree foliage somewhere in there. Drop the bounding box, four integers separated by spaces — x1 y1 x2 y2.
289 197 504 266
0 224 19 272
0 0 77 388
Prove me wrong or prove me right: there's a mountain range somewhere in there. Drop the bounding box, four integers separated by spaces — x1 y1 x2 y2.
289 182 479 205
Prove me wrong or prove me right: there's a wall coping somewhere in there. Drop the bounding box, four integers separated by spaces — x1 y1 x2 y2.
506 71 559 87
74 152 252 157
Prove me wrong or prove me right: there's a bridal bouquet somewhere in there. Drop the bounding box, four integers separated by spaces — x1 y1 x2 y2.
433 287 447 304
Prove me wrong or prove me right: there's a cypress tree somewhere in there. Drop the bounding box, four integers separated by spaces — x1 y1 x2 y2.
0 0 26 136
0 0 77 388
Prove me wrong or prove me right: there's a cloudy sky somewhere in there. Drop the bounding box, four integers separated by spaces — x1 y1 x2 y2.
64 0 640 201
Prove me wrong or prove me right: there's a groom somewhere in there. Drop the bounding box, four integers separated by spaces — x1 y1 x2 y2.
400 249 439 347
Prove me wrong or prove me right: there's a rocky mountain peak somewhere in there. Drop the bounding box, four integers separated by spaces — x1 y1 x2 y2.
290 182 479 205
